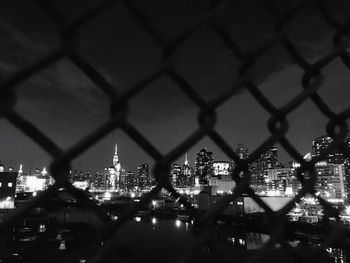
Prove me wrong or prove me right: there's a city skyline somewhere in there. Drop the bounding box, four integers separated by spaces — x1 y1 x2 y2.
1 1 350 261
2 134 348 176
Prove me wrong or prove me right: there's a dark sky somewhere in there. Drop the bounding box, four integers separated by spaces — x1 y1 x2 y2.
0 0 349 174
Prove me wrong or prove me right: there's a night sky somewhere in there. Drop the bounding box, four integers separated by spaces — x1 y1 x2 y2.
0 0 349 174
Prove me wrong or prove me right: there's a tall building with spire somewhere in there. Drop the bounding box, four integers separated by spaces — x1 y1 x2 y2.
109 143 121 191
113 143 119 167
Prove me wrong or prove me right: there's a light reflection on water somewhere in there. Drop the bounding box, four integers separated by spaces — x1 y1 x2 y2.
133 216 348 262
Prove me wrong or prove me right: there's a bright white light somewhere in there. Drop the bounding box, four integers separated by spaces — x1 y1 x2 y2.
135 216 141 222
0 199 14 209
130 192 135 198
104 192 111 200
73 181 88 190
59 240 66 250
175 219 181 227
39 224 46 232
152 217 157 224
266 190 281 197
285 187 293 195
33 191 37 197
345 206 350 215
26 176 46 192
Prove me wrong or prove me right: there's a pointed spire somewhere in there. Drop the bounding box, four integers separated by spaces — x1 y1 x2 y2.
113 142 119 166
41 167 48 176
184 154 189 166
18 164 23 174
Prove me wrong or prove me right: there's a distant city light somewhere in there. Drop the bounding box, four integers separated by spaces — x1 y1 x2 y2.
345 206 350 215
26 176 46 192
130 192 136 198
104 192 111 200
175 219 181 227
135 216 141 222
152 217 157 224
59 240 66 250
73 181 88 190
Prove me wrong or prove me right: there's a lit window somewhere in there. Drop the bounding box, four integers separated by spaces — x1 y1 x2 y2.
8 182 12 187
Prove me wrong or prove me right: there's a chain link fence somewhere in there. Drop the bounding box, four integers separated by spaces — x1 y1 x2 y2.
0 0 350 262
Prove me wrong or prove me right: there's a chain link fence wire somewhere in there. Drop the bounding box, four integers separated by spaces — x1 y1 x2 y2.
0 0 350 262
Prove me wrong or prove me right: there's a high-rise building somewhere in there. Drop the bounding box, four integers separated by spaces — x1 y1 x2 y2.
109 143 121 191
138 163 150 189
314 162 347 200
0 164 18 209
182 154 194 188
231 144 249 176
251 146 280 193
234 144 249 161
125 171 136 191
264 167 292 195
170 164 182 187
91 170 108 191
345 138 350 201
195 148 214 185
312 136 349 200
312 135 333 159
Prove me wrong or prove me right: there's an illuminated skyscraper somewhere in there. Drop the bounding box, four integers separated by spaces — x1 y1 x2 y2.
314 161 347 200
91 170 107 190
251 146 280 193
125 171 136 191
234 144 249 161
170 164 181 187
195 148 214 185
110 143 121 190
182 154 194 188
138 163 150 189
312 135 333 159
0 163 18 208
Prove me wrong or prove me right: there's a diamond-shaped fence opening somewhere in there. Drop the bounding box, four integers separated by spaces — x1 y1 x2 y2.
0 0 350 262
